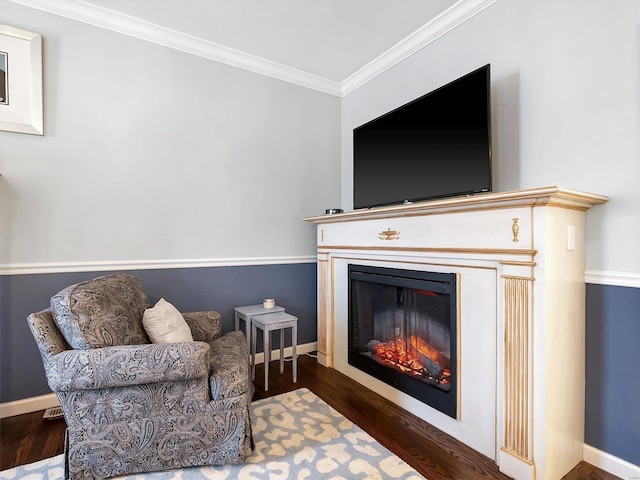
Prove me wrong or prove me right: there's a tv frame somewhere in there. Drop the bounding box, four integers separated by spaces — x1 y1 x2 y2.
353 64 492 210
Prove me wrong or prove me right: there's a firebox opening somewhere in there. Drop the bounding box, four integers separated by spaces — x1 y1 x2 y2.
348 264 457 418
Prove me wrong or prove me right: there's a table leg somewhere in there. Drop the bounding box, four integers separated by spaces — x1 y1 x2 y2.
245 315 252 352
264 326 270 391
280 328 285 373
292 323 297 383
251 323 256 381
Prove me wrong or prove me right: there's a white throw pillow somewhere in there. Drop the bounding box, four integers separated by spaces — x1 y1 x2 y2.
142 298 194 343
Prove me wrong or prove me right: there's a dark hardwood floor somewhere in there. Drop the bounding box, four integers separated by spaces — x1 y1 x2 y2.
1 354 620 479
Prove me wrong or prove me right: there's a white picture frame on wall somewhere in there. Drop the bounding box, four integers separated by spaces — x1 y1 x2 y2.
0 24 43 135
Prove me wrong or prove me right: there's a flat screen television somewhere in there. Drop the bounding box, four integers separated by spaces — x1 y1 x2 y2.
353 64 492 209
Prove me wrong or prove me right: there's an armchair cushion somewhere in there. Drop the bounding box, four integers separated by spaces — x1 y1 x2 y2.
143 298 193 343
183 311 223 342
208 331 250 401
51 273 150 349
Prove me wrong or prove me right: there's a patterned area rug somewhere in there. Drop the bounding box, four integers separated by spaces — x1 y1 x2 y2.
1 388 424 479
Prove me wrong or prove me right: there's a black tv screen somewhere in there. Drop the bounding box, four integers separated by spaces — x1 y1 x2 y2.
353 64 492 209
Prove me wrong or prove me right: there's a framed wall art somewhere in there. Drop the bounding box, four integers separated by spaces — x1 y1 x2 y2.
0 25 43 135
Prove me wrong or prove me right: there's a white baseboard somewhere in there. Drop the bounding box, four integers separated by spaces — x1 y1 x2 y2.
0 393 60 419
252 341 318 365
583 444 640 479
0 341 318 418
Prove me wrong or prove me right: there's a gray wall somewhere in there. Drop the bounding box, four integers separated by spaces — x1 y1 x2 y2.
586 284 640 466
341 0 639 274
0 2 341 265
340 0 640 467
1 0 638 470
0 2 337 402
1 264 317 402
0 1 335 405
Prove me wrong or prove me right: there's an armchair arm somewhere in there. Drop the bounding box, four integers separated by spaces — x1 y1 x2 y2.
47 342 210 392
182 311 222 342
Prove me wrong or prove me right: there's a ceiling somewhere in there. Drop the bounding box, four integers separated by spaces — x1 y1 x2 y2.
81 0 457 82
11 0 496 95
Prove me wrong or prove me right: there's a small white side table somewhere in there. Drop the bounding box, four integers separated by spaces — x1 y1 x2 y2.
234 304 285 353
250 311 298 391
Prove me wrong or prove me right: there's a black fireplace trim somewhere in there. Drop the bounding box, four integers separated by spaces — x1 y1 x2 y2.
348 264 458 419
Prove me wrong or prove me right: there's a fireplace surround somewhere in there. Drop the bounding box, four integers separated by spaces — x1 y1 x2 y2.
305 187 607 480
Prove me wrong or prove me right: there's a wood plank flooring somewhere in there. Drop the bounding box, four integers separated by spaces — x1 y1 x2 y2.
1 354 620 479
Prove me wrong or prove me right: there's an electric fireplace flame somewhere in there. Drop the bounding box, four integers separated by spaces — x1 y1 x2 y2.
368 335 451 391
348 264 458 417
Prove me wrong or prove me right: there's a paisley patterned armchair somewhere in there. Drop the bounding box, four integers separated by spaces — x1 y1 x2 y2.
27 273 252 479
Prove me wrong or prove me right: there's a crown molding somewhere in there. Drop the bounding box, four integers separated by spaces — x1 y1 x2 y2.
9 0 497 98
8 0 342 96
3 259 637 289
340 0 498 96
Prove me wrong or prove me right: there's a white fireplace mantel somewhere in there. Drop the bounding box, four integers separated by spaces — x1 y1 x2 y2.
305 186 607 480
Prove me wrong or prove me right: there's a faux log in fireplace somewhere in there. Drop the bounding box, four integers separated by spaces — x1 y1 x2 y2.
348 264 457 418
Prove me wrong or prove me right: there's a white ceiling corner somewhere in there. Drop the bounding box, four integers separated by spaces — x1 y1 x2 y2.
8 0 497 97
341 0 497 96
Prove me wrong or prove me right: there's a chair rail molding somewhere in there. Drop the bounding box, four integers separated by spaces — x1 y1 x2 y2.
585 270 640 288
0 255 317 275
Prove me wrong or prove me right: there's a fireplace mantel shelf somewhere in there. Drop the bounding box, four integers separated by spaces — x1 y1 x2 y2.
305 186 607 480
304 186 607 224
